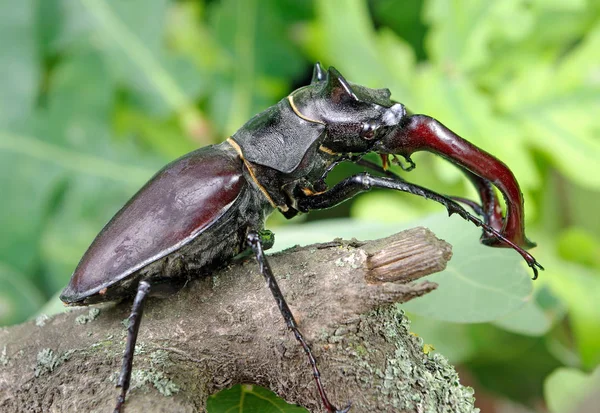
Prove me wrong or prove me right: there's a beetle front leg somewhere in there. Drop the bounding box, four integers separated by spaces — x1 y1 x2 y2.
296 173 543 279
246 231 351 413
298 172 483 224
355 158 503 242
114 280 151 413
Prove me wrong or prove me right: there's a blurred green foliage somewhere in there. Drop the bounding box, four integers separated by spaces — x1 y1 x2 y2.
1 0 599 411
207 384 309 413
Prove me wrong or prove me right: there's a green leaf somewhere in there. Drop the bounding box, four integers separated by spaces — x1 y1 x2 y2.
207 0 306 135
533 239 600 368
400 214 533 323
272 213 533 323
0 262 45 326
498 23 600 190
0 0 38 127
407 315 477 363
306 0 416 103
492 299 551 336
0 47 160 313
351 191 436 224
544 366 600 413
207 384 308 413
411 67 540 190
370 0 427 60
557 227 600 269
33 49 161 294
0 143 64 278
78 0 207 139
424 0 534 72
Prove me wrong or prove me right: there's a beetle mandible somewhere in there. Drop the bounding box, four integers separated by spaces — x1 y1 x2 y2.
61 63 543 413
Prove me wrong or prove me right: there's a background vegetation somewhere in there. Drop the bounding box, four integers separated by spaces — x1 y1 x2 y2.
1 0 599 411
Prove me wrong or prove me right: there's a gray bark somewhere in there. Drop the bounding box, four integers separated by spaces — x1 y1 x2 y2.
0 227 479 413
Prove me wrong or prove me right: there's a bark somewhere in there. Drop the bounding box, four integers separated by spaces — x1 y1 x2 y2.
0 227 479 413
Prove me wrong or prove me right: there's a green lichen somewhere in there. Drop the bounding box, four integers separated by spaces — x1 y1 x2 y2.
134 342 148 356
343 307 478 412
1 345 8 366
107 348 178 398
75 307 101 325
380 308 478 413
149 349 170 367
34 348 74 377
89 338 115 352
129 368 180 397
35 314 51 327
151 370 180 396
333 252 362 268
354 344 368 357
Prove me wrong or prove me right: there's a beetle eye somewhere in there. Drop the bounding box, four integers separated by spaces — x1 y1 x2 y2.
361 123 377 140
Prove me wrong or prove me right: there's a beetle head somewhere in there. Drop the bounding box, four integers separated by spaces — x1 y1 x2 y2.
291 64 406 154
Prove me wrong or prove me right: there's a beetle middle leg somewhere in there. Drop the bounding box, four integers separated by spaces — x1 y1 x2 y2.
114 280 151 413
246 231 351 413
296 173 543 279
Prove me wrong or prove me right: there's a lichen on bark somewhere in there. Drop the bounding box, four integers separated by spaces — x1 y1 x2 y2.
0 227 479 413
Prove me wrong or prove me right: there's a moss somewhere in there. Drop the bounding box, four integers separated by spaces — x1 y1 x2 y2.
75 308 101 325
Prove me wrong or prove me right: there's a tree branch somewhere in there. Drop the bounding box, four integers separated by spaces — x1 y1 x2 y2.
0 227 479 413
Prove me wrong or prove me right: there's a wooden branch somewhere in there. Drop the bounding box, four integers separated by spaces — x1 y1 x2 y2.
0 227 478 413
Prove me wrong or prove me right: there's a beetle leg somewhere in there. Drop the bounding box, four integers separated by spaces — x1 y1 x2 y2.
377 114 536 250
355 159 501 238
296 173 543 279
448 196 486 217
246 231 351 413
458 169 505 235
114 280 151 413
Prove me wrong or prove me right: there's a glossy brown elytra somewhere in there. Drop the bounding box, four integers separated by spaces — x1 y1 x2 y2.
61 63 542 413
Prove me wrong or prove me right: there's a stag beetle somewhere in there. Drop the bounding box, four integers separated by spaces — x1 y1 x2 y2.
61 63 542 413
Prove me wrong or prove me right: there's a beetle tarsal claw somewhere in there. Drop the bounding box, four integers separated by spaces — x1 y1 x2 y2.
60 63 541 413
336 401 352 413
398 154 416 171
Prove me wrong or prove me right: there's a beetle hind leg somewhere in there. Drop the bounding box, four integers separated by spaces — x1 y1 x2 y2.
114 280 152 413
246 231 351 413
